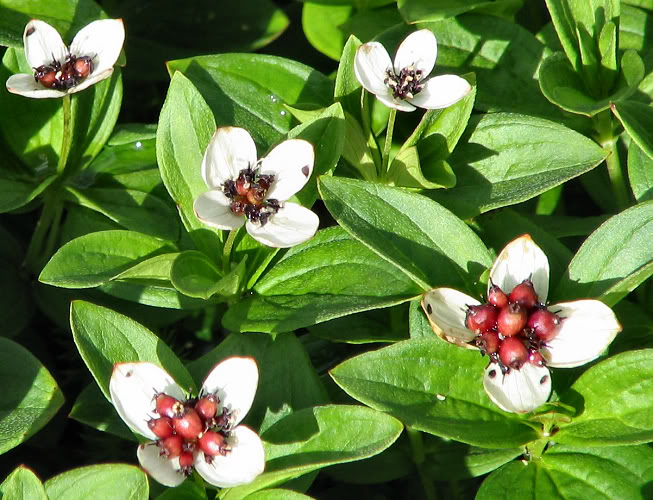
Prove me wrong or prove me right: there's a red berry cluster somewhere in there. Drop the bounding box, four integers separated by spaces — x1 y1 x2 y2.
466 279 563 374
148 392 235 476
223 166 280 225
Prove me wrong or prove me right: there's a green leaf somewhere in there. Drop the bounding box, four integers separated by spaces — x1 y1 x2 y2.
554 201 653 305
330 337 540 448
417 17 566 122
68 69 123 171
221 405 403 500
244 490 314 500
0 466 47 500
64 186 179 241
599 21 618 95
424 441 522 480
156 480 208 500
44 464 148 500
70 300 195 401
302 2 353 60
40 230 175 288
187 332 328 433
478 444 653 499
0 338 64 454
167 54 333 150
69 383 134 441
171 251 246 300
99 280 211 310
628 142 653 202
287 102 345 207
334 35 363 125
556 350 653 445
341 112 379 181
399 0 523 23
539 50 644 116
0 0 107 48
309 308 410 344
387 146 455 189
0 49 63 172
156 71 222 256
401 74 477 163
612 100 653 160
223 227 421 332
0 174 56 213
430 113 609 218
319 177 493 291
87 132 157 176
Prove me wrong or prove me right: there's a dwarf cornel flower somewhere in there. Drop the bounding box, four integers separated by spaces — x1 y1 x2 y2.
6 19 124 98
193 127 320 248
421 234 622 413
354 29 471 112
110 357 264 488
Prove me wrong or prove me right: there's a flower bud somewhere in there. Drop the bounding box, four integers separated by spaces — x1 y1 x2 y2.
195 395 218 421
147 417 174 439
508 279 538 309
497 303 527 337
476 331 500 355
155 393 184 418
159 435 184 458
465 304 498 333
499 337 528 370
487 284 508 308
527 309 561 342
172 408 203 441
179 451 194 475
528 349 546 367
199 430 227 456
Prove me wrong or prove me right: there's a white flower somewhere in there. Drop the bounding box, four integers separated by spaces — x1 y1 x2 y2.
109 357 265 488
422 235 622 414
193 127 320 248
6 19 124 98
354 29 471 112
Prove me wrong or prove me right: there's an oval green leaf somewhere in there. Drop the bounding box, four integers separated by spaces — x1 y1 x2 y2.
44 464 148 500
0 466 47 500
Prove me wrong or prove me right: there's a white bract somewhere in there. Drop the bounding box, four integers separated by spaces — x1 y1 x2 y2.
6 19 124 98
422 234 622 414
194 127 320 248
110 357 265 488
354 29 471 112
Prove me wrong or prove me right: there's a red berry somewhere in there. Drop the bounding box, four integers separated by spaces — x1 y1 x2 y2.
528 350 546 367
179 451 194 474
172 408 203 441
199 431 227 456
235 176 250 196
476 331 500 355
159 435 184 458
497 303 527 337
499 337 528 370
508 279 538 309
465 304 498 333
487 284 508 308
527 309 561 342
155 393 184 418
195 395 218 421
148 417 174 439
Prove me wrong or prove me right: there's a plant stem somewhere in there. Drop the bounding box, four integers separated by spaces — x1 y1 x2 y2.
406 427 437 500
380 108 397 179
595 109 629 211
222 229 239 273
24 192 62 272
57 94 74 175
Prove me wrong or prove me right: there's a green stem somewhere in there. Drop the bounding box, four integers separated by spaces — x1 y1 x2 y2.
222 229 239 274
380 108 397 179
24 193 61 272
57 94 74 175
406 427 437 500
594 110 629 211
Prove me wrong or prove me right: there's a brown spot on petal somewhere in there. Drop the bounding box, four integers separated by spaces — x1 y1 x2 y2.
426 303 433 315
540 375 549 385
301 166 310 177
26 26 36 36
488 369 497 379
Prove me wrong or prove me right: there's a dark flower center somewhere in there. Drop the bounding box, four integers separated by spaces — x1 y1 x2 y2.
223 165 279 225
466 279 564 375
384 65 425 100
34 54 94 90
149 391 236 476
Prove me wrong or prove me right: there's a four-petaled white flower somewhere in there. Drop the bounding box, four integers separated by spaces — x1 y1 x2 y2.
194 126 320 248
6 19 124 98
422 234 622 414
354 29 471 112
110 357 265 488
